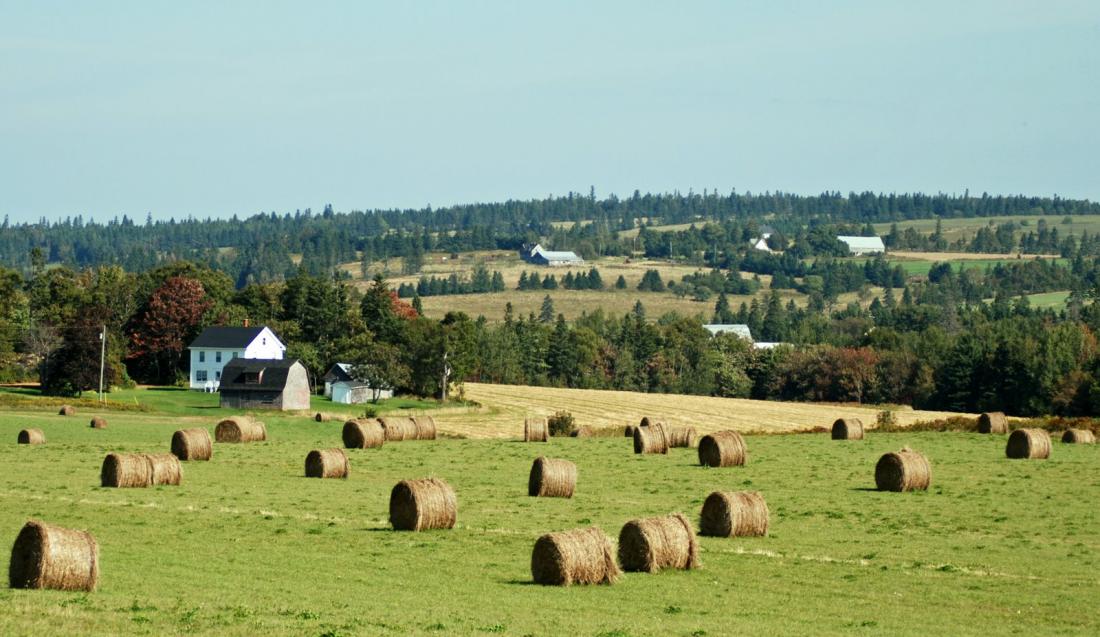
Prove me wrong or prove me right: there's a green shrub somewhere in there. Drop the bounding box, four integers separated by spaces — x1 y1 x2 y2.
547 411 576 437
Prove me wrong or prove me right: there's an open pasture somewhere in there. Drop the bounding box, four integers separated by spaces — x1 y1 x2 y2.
3 394 1097 635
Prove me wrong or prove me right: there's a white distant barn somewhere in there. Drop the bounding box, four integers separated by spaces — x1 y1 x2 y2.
703 324 754 340
187 326 285 391
837 236 886 256
322 363 394 404
520 243 584 266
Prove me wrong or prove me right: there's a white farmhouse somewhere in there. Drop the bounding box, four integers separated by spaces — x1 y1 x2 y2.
837 235 886 256
187 326 286 391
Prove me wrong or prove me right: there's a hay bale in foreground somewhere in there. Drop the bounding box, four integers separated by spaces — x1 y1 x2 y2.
1062 428 1096 444
342 419 385 449
412 415 437 440
831 418 864 440
89 417 107 429
146 453 182 485
667 426 697 448
1006 428 1052 459
314 412 331 423
571 425 594 438
524 417 548 443
389 478 457 531
305 448 350 479
633 423 668 454
379 416 418 442
58 405 75 416
875 447 931 491
531 526 620 586
978 412 1008 434
639 416 665 428
8 520 99 592
528 457 577 498
617 513 700 573
215 416 267 443
100 453 182 488
699 491 769 537
698 431 746 467
17 429 45 445
171 428 212 461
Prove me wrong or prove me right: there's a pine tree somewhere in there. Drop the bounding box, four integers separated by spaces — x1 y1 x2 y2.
713 292 733 323
615 275 627 289
412 294 423 315
587 267 604 289
539 295 555 323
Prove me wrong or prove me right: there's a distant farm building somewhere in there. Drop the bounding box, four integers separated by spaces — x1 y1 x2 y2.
323 363 394 404
188 325 285 391
219 359 310 411
520 243 584 266
837 235 886 256
703 324 754 340
752 236 773 252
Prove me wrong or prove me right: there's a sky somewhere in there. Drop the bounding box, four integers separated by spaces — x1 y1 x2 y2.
1 1 1098 223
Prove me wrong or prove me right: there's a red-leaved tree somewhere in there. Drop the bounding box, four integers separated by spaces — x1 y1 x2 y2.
128 276 212 383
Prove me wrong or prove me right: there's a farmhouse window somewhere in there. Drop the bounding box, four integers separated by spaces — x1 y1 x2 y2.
216 351 222 363
243 371 262 384
198 351 205 363
196 370 208 382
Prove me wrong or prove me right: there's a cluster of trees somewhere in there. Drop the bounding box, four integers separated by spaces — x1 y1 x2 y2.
516 268 605 291
396 267 506 298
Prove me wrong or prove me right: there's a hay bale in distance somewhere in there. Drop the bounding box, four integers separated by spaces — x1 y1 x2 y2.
698 430 746 467
412 415 437 440
530 526 620 586
8 520 99 592
639 416 665 428
978 412 1008 434
875 447 931 491
831 418 864 440
305 448 350 479
89 417 107 429
1062 428 1096 444
667 426 697 448
617 513 700 573
379 416 418 442
342 419 385 449
58 405 75 416
100 452 182 488
215 416 267 443
623 425 636 438
389 478 457 531
1006 428 1052 459
17 429 46 445
571 425 594 438
524 417 548 443
633 423 669 454
699 491 770 537
314 412 331 423
528 457 577 498
171 428 212 461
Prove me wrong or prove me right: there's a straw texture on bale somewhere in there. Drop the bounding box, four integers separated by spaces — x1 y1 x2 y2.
379 416 418 442
875 447 931 491
412 415 437 440
389 478 457 531
617 513 700 573
89 417 107 429
528 457 577 498
698 430 746 467
305 448 350 479
100 452 182 488
1062 428 1096 444
8 520 99 592
530 526 621 586
699 491 770 537
623 425 636 438
314 412 331 423
524 417 548 442
215 416 267 443
145 453 183 486
571 425 594 438
58 405 75 416
831 418 864 440
1006 428 1052 459
633 423 669 454
978 412 1009 434
342 419 385 449
666 426 697 448
171 428 212 461
639 416 666 428
17 429 45 445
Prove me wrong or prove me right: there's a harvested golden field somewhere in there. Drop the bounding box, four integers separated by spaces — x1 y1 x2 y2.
889 250 1059 261
433 382 970 438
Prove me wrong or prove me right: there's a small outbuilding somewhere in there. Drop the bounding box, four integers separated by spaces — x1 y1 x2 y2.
322 363 393 404
219 359 310 411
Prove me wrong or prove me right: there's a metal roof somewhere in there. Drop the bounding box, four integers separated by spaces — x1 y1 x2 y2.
837 236 886 252
189 326 266 349
702 324 753 340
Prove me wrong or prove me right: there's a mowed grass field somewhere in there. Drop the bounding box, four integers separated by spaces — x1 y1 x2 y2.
873 214 1100 244
2 386 1098 635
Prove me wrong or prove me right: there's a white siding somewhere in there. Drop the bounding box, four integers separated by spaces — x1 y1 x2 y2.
188 327 286 389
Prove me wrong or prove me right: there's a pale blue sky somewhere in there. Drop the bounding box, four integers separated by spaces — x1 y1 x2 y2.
1 1 1098 223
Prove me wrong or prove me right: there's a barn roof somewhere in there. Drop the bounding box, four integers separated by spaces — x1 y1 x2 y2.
219 358 301 391
702 324 753 340
837 236 886 252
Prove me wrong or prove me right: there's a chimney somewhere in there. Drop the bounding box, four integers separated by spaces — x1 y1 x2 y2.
243 318 250 327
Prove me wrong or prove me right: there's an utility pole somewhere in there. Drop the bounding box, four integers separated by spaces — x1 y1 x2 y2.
98 326 106 403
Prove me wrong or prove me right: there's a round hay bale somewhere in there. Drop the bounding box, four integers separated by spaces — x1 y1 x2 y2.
528 457 577 498
623 425 636 438
145 453 183 486
58 405 75 416
412 415 437 440
342 419 385 449
8 520 99 592
17 429 45 445
633 423 668 454
530 526 620 586
89 417 107 429
571 425 594 438
875 447 931 491
667 426 697 448
215 416 267 443
171 428 212 461
978 412 1008 434
524 417 548 443
639 416 665 428
697 430 746 467
831 418 864 440
379 416 417 442
314 412 331 423
305 448 350 479
1006 428 1052 459
1062 428 1096 444
617 513 700 573
699 491 770 537
389 478 457 531
101 452 153 488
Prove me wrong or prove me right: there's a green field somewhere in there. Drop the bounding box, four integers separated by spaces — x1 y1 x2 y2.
2 394 1098 635
872 214 1100 244
877 257 1069 277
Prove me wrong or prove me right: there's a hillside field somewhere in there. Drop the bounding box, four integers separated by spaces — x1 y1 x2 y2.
2 386 1098 635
